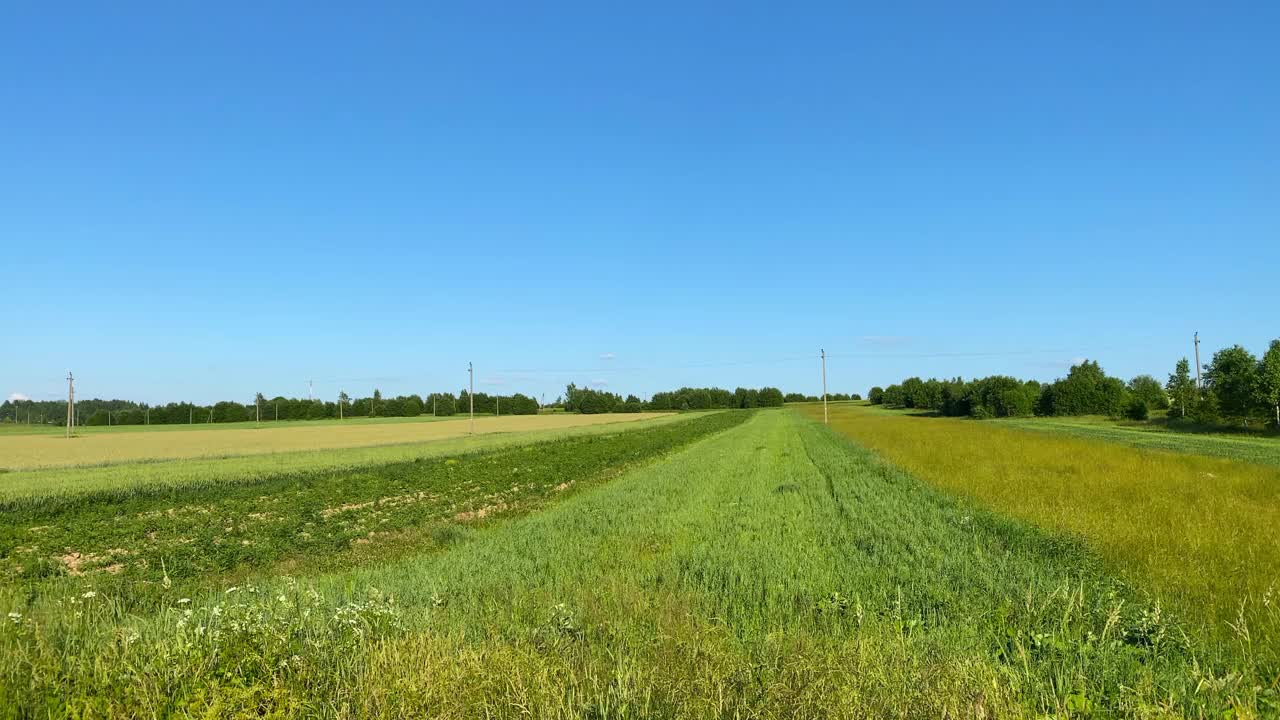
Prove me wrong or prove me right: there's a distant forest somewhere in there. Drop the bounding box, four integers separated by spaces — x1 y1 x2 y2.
1 384 855 426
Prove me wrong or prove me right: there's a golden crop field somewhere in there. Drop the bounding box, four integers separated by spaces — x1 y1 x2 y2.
0 413 668 470
800 403 1280 634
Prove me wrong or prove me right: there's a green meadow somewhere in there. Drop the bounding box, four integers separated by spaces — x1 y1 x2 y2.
2 409 1278 716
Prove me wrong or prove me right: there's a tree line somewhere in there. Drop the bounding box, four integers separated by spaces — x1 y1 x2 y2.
0 383 815 425
867 338 1280 429
784 392 862 403
0 389 543 426
562 384 788 413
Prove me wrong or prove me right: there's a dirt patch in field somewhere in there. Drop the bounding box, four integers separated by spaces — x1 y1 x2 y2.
453 502 509 522
58 548 132 576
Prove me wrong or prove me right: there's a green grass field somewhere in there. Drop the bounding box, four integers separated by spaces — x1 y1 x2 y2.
994 413 1280 467
3 409 1278 716
861 402 1280 468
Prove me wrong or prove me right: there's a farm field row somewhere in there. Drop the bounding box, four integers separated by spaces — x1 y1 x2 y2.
802 403 1280 635
0 411 749 601
0 412 670 471
2 410 1272 716
0 412 695 504
0 413 469 436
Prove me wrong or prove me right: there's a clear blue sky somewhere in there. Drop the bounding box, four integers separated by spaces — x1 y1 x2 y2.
3 2 1277 405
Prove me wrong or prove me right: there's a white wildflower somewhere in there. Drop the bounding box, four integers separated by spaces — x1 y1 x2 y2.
82 591 97 599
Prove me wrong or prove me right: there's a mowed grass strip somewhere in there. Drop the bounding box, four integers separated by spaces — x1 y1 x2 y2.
801 403 1280 635
994 413 1280 468
3 411 1270 717
0 412 671 471
0 412 750 600
0 413 695 504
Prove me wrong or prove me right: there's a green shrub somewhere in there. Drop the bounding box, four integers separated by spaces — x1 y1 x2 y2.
1125 397 1150 421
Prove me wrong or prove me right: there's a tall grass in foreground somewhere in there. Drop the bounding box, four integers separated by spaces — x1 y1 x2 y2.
805 403 1280 645
3 412 1273 717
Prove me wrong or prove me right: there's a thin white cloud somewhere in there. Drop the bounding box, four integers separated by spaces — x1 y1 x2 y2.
7 393 30 402
590 378 609 388
599 352 616 361
481 376 508 386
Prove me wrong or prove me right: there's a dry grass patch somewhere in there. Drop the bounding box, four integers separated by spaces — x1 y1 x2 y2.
800 403 1280 636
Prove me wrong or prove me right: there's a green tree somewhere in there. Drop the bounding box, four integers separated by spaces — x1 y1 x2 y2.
1040 360 1128 417
1259 339 1280 428
1165 358 1196 418
1127 375 1168 411
757 387 785 407
1204 345 1259 425
1125 396 1150 421
867 387 884 404
372 388 382 417
1190 390 1220 425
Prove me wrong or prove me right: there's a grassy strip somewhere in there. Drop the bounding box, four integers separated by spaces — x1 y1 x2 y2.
2 411 1272 716
0 413 694 504
994 414 1280 467
803 403 1280 639
0 411 750 601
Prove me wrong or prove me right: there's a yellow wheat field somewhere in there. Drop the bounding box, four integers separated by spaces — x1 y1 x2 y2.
0 413 669 470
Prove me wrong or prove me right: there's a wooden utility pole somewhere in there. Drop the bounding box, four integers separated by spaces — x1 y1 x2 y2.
1194 332 1203 390
821 349 829 424
189 406 193 424
65 372 74 438
433 396 437 416
339 392 344 420
468 362 475 434
496 396 500 417
275 402 279 421
255 395 260 424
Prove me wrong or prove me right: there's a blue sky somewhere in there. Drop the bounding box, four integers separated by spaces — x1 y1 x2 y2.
3 2 1277 405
